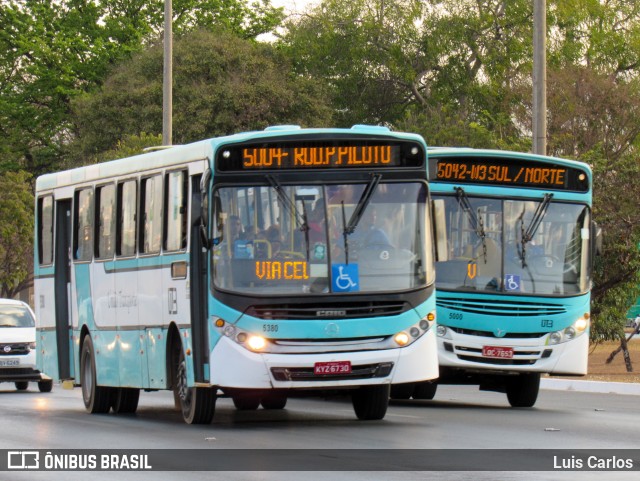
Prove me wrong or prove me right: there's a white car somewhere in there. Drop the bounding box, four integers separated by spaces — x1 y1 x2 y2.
0 298 52 392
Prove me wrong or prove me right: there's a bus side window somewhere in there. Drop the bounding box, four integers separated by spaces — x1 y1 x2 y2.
96 184 116 259
141 174 163 255
74 187 94 261
117 180 137 257
37 195 54 265
164 170 188 251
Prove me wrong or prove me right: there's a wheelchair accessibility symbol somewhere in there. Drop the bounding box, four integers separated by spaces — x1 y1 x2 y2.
505 274 521 292
332 264 359 292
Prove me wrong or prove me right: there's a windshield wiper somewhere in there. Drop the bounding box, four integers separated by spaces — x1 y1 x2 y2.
455 187 487 262
341 174 382 264
343 173 382 236
517 193 553 266
267 175 309 234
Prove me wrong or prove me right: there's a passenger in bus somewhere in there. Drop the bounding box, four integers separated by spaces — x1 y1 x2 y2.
352 206 392 249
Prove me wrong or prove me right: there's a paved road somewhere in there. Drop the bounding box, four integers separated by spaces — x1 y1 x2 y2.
0 382 638 481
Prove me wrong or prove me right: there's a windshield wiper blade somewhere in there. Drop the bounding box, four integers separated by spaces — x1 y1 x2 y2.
455 187 487 262
267 175 308 233
344 173 382 236
518 193 553 266
339 173 381 265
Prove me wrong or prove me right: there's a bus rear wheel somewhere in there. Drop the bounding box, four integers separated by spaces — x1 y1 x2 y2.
15 381 29 391
232 393 261 410
175 349 216 424
352 384 390 420
261 393 287 410
412 381 437 400
390 383 415 400
80 335 113 414
506 373 540 408
112 388 140 414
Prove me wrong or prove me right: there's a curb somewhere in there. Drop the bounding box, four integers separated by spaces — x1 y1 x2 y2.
541 378 640 396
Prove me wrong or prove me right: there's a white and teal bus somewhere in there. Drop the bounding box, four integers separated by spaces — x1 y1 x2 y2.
34 125 438 424
392 148 599 407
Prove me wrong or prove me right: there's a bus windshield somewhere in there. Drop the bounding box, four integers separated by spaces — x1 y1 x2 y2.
434 194 591 295
213 182 432 294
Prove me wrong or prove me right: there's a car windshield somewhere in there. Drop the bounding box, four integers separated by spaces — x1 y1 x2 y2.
434 194 591 295
0 304 35 327
212 182 432 294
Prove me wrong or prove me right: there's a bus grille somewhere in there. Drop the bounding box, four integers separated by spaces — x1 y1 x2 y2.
437 298 566 317
456 355 538 366
450 327 547 339
247 301 409 320
271 362 394 381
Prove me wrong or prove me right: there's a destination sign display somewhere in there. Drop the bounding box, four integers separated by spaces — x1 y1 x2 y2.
217 140 423 171
429 157 589 192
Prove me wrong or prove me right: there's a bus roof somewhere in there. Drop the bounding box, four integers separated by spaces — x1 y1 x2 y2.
426 146 592 173
36 125 426 192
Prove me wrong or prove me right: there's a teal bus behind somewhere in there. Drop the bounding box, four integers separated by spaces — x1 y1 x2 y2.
391 147 598 407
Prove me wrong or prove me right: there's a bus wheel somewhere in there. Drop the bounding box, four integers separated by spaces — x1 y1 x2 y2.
390 383 415 400
506 373 540 408
232 393 261 410
352 384 390 420
80 335 113 413
261 393 287 410
38 380 53 393
112 388 140 414
175 349 216 424
15 381 29 391
412 381 437 400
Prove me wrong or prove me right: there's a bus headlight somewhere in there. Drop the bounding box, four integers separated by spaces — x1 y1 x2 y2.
247 335 267 351
548 315 590 344
213 317 272 353
394 332 411 346
549 331 562 344
393 312 434 347
436 324 448 337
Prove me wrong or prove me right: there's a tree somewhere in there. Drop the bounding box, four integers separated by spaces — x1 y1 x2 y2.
69 29 334 161
0 0 285 177
0 171 34 299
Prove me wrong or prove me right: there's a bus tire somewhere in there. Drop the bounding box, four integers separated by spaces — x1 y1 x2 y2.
80 335 113 414
15 381 29 391
232 393 261 410
352 384 390 420
112 388 140 414
176 348 216 424
412 381 437 400
261 393 287 410
390 383 415 400
38 380 53 393
506 373 540 408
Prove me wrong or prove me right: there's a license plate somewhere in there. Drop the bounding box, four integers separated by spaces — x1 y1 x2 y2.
482 346 514 359
314 361 352 375
0 359 19 367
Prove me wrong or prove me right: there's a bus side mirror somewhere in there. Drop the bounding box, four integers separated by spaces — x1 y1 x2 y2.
432 199 449 262
591 222 602 257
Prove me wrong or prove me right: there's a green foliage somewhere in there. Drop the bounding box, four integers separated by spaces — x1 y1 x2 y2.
0 0 285 177
586 148 640 341
95 133 164 163
0 171 34 299
69 29 334 162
